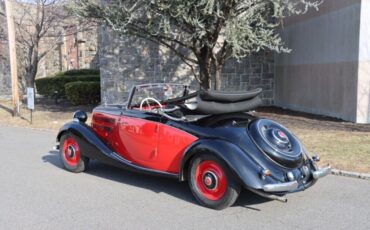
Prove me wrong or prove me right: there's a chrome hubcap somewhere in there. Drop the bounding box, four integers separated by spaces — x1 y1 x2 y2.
202 171 218 190
272 129 289 144
67 145 75 158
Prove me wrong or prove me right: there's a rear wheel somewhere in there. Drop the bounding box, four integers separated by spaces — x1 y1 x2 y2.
188 154 241 210
59 133 89 173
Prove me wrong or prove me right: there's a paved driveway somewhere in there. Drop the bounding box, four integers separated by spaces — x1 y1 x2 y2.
0 125 369 230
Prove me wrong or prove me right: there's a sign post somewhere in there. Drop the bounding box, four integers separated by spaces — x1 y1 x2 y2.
27 88 35 124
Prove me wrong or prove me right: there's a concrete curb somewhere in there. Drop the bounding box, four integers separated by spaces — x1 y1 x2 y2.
331 169 370 180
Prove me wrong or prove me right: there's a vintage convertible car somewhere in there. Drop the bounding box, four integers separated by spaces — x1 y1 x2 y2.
55 83 331 209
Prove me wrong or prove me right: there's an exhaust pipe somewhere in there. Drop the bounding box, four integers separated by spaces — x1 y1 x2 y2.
249 188 288 203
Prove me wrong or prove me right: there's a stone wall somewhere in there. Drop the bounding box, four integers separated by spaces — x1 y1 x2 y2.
0 43 11 98
220 53 274 105
99 26 275 105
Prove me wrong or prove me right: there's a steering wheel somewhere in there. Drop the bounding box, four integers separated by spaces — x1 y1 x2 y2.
140 97 163 111
139 97 186 121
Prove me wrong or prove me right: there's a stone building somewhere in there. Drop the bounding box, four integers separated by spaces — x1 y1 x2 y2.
98 0 370 124
36 25 99 78
99 25 275 105
0 39 10 97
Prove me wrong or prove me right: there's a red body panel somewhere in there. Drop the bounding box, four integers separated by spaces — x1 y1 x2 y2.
115 117 159 165
92 112 197 173
156 124 197 172
91 113 119 142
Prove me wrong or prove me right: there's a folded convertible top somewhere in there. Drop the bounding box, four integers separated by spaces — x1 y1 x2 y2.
193 96 262 115
184 88 262 115
199 88 262 103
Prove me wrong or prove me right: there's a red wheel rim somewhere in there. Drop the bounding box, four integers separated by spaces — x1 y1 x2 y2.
195 160 227 201
62 137 80 167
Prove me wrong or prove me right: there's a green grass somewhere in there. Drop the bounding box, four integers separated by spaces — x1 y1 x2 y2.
293 129 370 173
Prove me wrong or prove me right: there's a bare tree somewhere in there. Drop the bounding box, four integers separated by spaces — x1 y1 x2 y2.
13 0 95 89
13 0 70 88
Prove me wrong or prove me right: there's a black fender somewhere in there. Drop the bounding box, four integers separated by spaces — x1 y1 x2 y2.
57 121 178 178
57 121 112 155
179 139 266 189
57 121 119 165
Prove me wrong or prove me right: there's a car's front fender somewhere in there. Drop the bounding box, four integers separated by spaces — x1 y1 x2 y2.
56 121 114 160
179 139 266 189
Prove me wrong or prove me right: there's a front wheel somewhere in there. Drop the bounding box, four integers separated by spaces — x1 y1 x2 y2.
59 132 89 173
188 154 241 210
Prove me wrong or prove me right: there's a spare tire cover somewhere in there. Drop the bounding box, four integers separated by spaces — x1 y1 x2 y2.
249 119 303 168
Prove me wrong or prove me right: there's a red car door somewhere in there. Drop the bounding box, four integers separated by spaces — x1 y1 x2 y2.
113 115 160 167
111 113 197 173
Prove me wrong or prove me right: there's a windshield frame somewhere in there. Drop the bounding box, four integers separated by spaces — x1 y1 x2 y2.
126 83 189 109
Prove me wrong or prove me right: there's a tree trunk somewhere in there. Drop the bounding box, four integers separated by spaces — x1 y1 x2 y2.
25 60 38 89
199 78 210 89
198 61 212 90
196 46 216 90
25 43 39 89
214 65 222 91
25 71 36 88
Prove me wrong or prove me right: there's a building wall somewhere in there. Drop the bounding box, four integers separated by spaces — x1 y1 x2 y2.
99 26 275 105
37 26 99 79
357 0 370 123
275 0 365 122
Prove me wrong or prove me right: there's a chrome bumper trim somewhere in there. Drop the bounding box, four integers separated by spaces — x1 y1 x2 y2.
312 166 331 179
263 181 298 192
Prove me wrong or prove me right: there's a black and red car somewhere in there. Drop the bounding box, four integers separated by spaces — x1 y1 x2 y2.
56 83 331 209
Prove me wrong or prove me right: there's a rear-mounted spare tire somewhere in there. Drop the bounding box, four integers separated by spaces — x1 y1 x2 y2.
249 119 303 168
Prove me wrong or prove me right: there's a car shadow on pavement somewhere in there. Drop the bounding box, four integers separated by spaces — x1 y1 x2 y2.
43 150 270 210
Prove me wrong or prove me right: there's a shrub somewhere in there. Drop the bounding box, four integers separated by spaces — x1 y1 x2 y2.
35 73 100 98
65 81 101 105
63 69 100 76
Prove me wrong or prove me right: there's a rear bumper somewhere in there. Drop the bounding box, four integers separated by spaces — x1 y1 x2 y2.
262 166 331 192
312 166 331 179
263 181 298 192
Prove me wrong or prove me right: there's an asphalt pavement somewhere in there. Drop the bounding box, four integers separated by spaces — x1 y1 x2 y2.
0 125 369 230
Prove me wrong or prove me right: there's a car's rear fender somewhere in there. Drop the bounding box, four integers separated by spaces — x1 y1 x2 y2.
179 139 266 189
